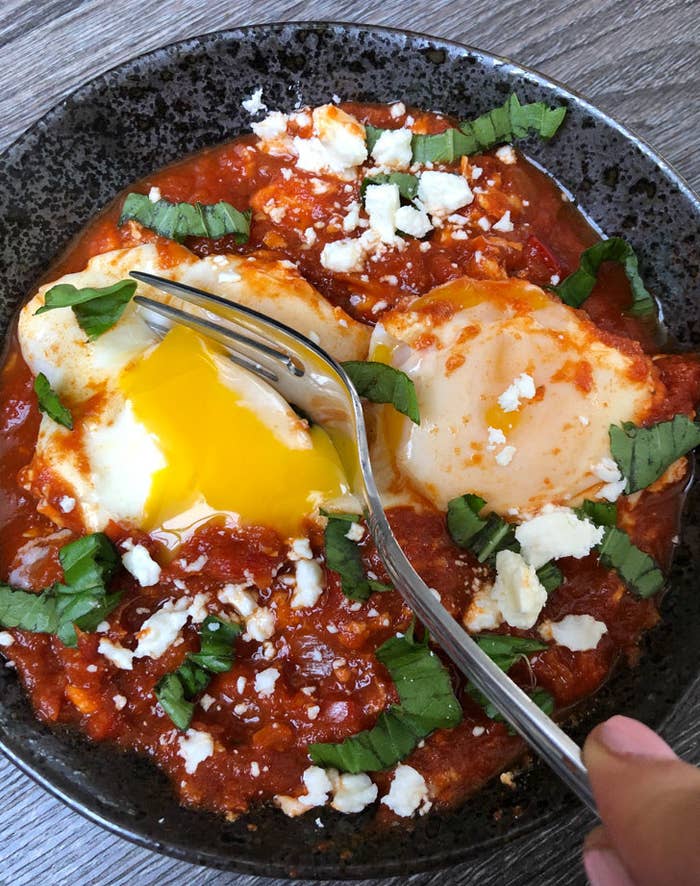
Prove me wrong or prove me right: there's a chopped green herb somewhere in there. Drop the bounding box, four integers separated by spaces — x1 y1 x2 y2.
536 561 564 593
411 93 566 164
551 237 655 316
323 512 391 601
0 533 122 647
309 624 461 771
598 527 665 598
33 372 73 429
469 634 552 721
155 616 241 730
119 193 251 244
342 360 420 424
445 494 516 563
36 280 137 340
360 172 419 204
365 124 385 154
575 499 618 527
609 415 700 493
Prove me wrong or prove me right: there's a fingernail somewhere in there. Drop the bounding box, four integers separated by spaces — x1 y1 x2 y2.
596 715 677 761
584 848 636 886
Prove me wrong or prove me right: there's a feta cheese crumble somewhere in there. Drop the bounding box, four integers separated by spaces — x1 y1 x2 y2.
242 87 267 115
540 614 608 651
330 772 378 813
417 171 473 217
320 238 365 273
495 145 517 165
492 549 548 629
177 729 214 774
593 457 626 502
381 765 432 817
293 105 368 178
497 373 536 413
495 445 517 467
492 210 514 233
370 128 413 170
291 557 325 608
487 426 507 450
276 766 333 816
0 631 14 647
254 667 280 698
345 522 365 542
121 541 161 587
394 205 432 238
515 509 605 569
364 182 401 243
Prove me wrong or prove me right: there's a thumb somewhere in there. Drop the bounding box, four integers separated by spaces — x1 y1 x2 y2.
582 715 700 886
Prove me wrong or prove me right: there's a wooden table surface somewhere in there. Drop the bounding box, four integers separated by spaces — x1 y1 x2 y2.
0 2 697 884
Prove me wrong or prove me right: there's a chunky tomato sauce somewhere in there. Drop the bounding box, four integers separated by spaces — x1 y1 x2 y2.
1 101 699 821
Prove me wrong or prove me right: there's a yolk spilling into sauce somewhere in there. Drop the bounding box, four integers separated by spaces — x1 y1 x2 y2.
121 325 347 536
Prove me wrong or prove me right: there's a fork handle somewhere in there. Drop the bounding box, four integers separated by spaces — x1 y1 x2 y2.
368 511 598 815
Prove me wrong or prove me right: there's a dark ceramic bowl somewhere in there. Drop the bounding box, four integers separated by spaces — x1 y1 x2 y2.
0 22 698 880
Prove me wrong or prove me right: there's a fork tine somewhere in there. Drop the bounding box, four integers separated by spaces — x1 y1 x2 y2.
134 295 281 383
130 274 304 378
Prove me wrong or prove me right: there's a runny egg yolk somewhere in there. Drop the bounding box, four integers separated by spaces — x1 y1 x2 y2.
120 325 347 536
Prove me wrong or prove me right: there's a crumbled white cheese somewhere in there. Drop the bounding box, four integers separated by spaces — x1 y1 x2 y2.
134 596 204 660
495 145 517 165
289 537 313 561
497 373 536 413
342 200 362 233
242 87 267 115
330 771 378 813
292 558 326 608
179 554 208 573
252 110 289 142
492 210 514 232
246 607 276 641
487 426 507 450
593 457 626 502
302 227 317 246
199 693 215 711
515 509 605 569
463 584 501 632
113 694 127 711
495 445 517 467
472 726 485 737
417 171 473 217
345 522 365 542
320 238 365 273
236 676 247 693
540 614 608 651
307 705 320 720
254 667 280 698
0 632 14 647
550 274 561 286
471 166 483 180
381 765 432 817
121 542 161 587
293 105 367 177
394 204 432 238
177 729 214 774
371 128 413 170
390 102 406 119
58 495 75 513
365 182 401 243
492 549 548 629
98 638 134 670
477 216 491 231
148 186 161 203
218 582 257 617
579 415 590 426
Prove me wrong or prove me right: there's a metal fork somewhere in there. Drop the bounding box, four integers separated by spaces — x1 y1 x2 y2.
130 269 597 814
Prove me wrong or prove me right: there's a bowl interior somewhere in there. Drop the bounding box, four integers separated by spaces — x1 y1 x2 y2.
0 22 698 879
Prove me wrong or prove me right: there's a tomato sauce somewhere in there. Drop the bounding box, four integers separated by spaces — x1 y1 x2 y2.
0 102 698 820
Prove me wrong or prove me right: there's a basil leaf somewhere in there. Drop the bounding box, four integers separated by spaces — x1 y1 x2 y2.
33 373 73 430
598 527 664 598
55 590 122 646
155 616 241 730
360 172 419 204
0 584 59 634
536 561 563 593
324 513 380 601
575 499 618 527
59 533 120 592
411 93 566 164
365 124 385 154
475 634 547 673
469 634 553 722
119 193 251 244
155 672 194 731
610 415 700 493
309 627 462 772
446 494 487 547
36 280 137 340
552 237 655 316
342 360 420 424
186 616 241 672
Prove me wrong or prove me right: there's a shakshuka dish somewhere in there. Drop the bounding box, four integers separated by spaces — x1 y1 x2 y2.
0 93 698 822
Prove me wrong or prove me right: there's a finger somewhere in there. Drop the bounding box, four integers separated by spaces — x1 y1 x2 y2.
583 715 700 886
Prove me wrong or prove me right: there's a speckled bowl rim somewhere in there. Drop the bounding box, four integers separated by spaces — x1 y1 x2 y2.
0 19 698 881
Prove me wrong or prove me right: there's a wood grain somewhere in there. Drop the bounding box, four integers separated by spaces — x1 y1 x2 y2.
0 2 697 884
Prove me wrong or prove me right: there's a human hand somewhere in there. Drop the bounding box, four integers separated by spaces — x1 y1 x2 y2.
582 715 700 885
